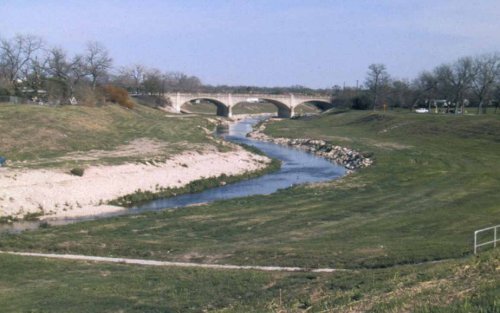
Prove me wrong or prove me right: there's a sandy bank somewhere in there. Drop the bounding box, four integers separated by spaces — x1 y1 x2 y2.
0 146 270 219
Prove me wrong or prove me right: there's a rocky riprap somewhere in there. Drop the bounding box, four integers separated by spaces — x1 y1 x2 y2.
248 123 372 172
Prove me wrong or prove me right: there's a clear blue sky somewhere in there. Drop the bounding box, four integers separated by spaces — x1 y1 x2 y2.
1 0 499 88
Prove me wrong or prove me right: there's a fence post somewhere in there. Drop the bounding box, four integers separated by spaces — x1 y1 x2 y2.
474 231 477 255
495 226 497 248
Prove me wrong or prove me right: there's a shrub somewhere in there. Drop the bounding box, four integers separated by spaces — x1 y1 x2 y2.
351 94 372 110
101 85 135 109
74 84 100 106
70 167 85 176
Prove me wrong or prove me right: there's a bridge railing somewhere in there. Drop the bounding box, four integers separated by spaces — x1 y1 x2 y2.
474 224 499 254
165 92 330 99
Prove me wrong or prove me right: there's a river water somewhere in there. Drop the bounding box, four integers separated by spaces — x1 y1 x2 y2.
0 116 345 234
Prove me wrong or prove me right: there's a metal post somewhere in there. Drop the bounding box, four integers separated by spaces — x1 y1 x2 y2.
495 226 497 248
474 231 477 255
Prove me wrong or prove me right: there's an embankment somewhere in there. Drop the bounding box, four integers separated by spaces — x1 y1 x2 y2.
248 121 372 171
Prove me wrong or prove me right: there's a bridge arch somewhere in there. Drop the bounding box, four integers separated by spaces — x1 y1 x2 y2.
232 98 293 118
261 98 294 118
295 99 333 114
180 97 231 117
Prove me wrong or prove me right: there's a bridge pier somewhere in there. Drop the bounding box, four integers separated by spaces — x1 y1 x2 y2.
217 105 232 118
277 106 294 118
172 92 181 113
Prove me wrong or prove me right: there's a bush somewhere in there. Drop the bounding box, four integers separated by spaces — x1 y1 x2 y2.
74 84 101 106
351 94 372 110
70 167 85 176
101 85 135 109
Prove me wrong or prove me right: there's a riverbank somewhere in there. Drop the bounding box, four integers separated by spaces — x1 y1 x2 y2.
248 119 373 171
0 145 271 220
2 111 499 311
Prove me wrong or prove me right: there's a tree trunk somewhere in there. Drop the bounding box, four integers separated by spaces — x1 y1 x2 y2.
477 100 483 114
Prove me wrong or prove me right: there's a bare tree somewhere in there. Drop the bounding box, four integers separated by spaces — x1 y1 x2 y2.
84 41 112 90
22 55 48 93
0 34 44 88
143 68 163 95
435 57 475 114
471 53 500 114
388 79 413 109
118 64 146 94
46 47 71 81
365 63 390 111
412 71 440 110
45 49 91 99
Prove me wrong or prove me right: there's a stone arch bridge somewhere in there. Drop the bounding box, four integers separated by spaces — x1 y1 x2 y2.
164 93 332 118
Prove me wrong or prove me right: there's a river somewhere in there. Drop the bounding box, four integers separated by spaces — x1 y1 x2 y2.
0 116 345 234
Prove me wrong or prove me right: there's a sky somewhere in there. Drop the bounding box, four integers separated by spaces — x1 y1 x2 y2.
1 0 500 88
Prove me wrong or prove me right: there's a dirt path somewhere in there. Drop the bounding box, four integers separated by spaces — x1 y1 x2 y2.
0 251 347 273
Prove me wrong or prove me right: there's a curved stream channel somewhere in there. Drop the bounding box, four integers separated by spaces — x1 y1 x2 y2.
0 116 345 234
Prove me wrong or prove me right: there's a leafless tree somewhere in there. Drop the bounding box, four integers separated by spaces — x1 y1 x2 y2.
471 53 500 114
365 63 390 111
143 68 163 95
412 71 440 109
388 79 413 109
0 34 44 88
118 64 146 94
22 55 49 92
435 57 475 114
46 47 71 81
45 49 92 99
84 41 112 90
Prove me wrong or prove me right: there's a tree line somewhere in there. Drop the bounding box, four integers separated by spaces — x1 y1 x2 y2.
0 34 206 105
344 54 500 114
2 33 499 113
0 34 113 104
0 34 338 107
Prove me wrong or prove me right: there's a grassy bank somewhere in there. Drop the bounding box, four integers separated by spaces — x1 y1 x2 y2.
109 157 281 207
0 249 497 312
1 110 499 310
2 111 498 268
0 103 221 168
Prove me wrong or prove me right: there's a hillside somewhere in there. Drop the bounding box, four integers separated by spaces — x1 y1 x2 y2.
0 103 222 168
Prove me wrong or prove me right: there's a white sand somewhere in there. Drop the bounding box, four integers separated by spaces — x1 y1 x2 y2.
0 147 270 219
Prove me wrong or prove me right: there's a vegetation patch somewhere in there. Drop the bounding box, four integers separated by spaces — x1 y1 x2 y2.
109 157 281 207
69 167 84 176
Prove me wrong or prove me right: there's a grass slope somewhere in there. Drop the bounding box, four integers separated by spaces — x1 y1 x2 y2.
1 110 499 311
0 103 220 167
0 249 497 312
2 111 498 268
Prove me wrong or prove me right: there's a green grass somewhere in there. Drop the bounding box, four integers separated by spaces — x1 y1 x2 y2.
0 103 220 168
232 102 278 114
2 111 498 268
0 249 497 312
1 109 499 311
